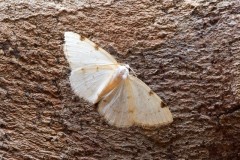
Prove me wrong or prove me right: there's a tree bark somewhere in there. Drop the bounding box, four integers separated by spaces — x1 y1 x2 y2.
0 0 240 159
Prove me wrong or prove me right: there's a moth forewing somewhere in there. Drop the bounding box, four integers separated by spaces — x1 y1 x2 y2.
64 32 117 70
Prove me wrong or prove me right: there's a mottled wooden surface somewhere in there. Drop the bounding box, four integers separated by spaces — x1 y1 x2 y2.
0 0 240 159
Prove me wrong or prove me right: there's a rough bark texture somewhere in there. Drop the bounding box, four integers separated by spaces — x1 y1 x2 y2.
0 0 240 159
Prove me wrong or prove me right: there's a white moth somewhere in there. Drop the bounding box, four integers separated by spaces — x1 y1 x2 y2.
64 32 173 128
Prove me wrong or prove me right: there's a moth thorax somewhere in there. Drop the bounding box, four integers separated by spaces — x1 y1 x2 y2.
116 65 129 79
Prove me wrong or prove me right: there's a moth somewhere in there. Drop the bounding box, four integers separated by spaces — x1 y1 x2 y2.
64 32 173 128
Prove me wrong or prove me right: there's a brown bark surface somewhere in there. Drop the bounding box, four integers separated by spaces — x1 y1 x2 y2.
0 0 240 159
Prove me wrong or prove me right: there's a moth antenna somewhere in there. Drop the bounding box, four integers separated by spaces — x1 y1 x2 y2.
122 64 137 77
129 67 137 77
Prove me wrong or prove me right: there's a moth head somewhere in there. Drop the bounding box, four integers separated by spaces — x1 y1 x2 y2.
117 65 129 79
124 64 130 69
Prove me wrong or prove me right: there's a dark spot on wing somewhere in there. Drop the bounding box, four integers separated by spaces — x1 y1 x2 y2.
148 90 154 96
161 101 167 108
96 66 99 71
80 35 86 41
103 99 107 103
94 44 99 50
81 68 86 73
